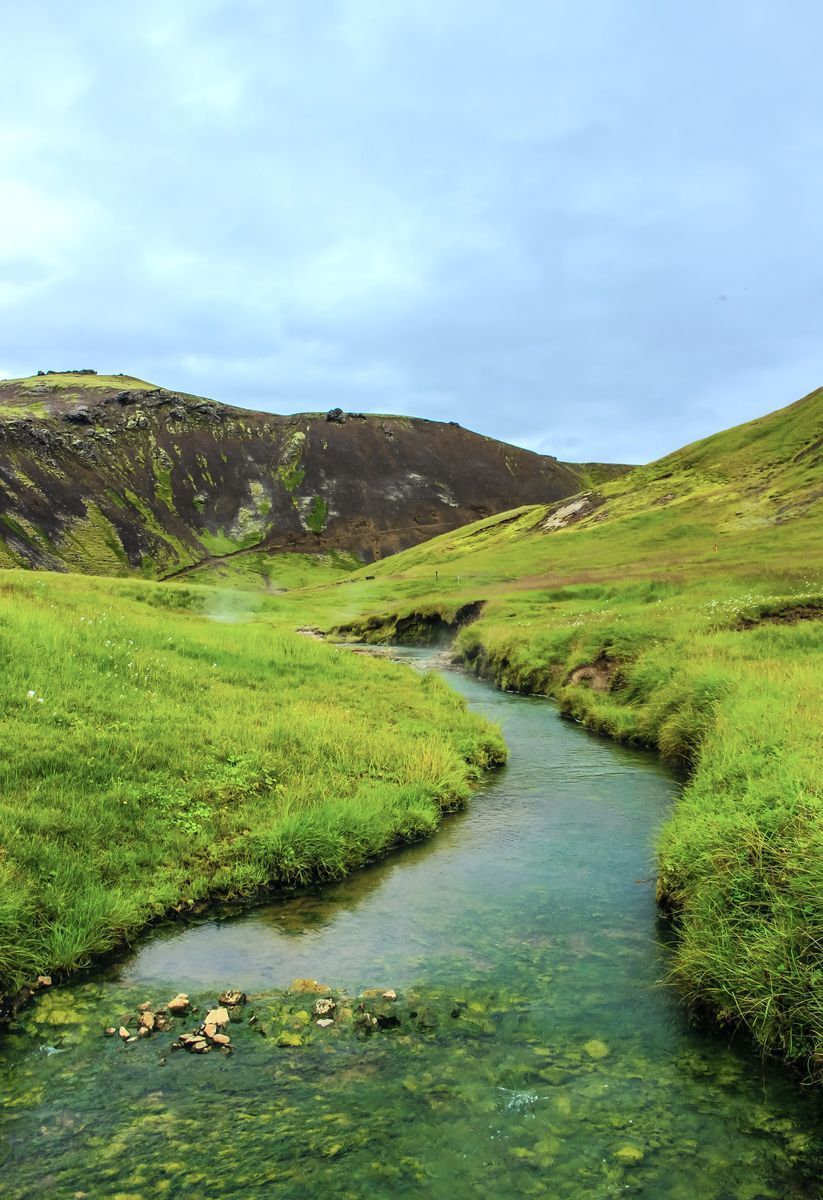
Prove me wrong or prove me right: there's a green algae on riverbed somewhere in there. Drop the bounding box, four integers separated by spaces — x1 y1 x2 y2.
2 652 822 1198
2 975 822 1198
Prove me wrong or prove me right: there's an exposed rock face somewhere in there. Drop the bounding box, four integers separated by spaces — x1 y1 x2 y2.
0 373 626 577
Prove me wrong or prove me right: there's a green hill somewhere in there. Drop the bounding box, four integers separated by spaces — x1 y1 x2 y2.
285 389 823 1076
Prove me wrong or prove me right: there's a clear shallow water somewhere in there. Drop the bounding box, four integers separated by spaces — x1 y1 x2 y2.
1 648 821 1198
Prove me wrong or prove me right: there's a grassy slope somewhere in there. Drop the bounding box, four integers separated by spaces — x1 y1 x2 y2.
0 570 504 1009
273 390 823 1074
172 549 362 591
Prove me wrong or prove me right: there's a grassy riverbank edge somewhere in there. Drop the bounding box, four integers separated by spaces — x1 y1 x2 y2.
0 571 506 1021
329 583 823 1080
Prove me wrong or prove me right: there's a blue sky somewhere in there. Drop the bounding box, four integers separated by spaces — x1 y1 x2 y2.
2 1 822 462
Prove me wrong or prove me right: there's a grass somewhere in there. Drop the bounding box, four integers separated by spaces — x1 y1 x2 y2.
267 388 823 1077
8 373 156 392
180 550 361 591
0 570 504 1010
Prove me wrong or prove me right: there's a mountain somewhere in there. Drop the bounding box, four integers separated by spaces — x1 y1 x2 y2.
0 372 628 578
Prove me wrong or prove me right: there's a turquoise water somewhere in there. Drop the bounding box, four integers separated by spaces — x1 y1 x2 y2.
1 649 821 1198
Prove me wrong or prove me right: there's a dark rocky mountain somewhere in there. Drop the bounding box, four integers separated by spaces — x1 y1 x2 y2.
0 372 628 577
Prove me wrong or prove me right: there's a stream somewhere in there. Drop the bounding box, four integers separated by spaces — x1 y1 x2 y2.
1 647 821 1198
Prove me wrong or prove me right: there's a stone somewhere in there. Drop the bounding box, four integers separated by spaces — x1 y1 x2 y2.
137 1001 153 1012
65 407 93 425
212 1033 231 1046
118 1026 130 1040
218 989 246 1007
326 407 346 423
204 1007 229 1029
104 1027 117 1037
138 1011 156 1032
614 1145 645 1166
167 993 190 1014
203 1022 217 1039
312 998 336 1019
36 975 52 987
583 1039 610 1060
354 1010 379 1032
382 990 397 1001
316 1018 334 1028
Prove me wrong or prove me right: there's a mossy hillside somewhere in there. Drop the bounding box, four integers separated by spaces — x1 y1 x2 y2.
0 372 617 574
270 390 823 1074
0 570 504 1008
182 550 362 591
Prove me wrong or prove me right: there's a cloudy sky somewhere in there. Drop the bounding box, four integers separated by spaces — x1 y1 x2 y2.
2 1 822 463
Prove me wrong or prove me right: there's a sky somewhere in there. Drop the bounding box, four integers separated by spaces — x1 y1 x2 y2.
2 1 823 464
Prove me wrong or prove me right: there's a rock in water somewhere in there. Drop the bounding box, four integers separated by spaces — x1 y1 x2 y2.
218 989 246 1007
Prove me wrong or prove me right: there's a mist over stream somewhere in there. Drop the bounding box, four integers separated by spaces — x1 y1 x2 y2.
2 649 821 1198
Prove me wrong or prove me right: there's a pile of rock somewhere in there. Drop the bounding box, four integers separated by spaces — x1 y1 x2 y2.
172 989 246 1055
103 988 247 1052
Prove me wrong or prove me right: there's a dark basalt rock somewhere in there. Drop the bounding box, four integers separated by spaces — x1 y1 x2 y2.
64 407 94 424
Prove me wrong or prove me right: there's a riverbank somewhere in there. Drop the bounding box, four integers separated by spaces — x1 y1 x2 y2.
3 652 822 1200
329 577 822 1077
0 570 504 1015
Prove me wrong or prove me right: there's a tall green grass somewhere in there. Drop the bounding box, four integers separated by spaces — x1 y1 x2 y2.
0 571 504 1008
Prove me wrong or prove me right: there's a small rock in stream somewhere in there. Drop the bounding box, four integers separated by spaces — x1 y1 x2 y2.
218 989 246 1007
